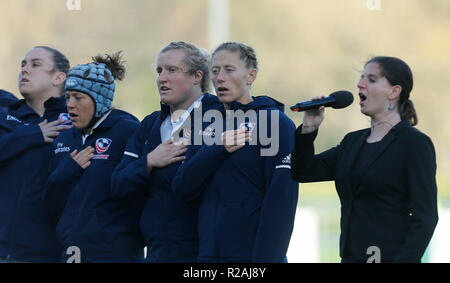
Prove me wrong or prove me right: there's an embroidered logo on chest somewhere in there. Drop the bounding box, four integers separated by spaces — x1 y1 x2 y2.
55 142 71 154
58 113 72 125
239 122 256 133
93 138 112 160
198 126 216 137
183 128 191 139
6 115 28 125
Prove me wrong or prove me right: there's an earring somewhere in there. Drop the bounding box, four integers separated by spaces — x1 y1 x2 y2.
388 103 393 111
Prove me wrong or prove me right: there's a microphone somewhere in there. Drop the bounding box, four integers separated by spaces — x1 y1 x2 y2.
290 90 354 112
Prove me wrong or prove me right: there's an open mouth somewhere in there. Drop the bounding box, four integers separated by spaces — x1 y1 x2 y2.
359 93 367 102
69 113 79 119
160 86 170 92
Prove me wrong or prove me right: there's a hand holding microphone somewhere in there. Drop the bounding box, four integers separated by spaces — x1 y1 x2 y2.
302 97 326 134
290 90 354 134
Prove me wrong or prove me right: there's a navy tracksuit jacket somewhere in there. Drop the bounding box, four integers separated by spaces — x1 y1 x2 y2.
111 93 223 262
0 97 68 262
43 109 145 263
172 96 299 263
0 90 18 113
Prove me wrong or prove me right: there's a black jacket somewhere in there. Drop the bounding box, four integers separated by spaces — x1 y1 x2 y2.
291 119 438 262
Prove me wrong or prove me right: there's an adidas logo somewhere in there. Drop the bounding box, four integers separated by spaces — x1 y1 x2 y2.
282 154 291 164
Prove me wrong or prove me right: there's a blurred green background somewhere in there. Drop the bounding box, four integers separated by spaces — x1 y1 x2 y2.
1 0 449 262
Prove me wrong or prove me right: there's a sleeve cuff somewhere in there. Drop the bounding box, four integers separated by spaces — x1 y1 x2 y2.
295 124 318 148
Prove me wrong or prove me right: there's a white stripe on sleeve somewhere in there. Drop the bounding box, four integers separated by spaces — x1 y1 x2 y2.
124 151 139 158
275 165 291 169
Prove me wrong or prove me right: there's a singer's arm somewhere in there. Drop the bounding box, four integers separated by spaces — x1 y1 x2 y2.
291 124 340 183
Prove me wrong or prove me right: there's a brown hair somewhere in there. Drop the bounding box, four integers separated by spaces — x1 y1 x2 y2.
212 42 258 70
366 56 418 126
34 46 70 75
92 51 126 82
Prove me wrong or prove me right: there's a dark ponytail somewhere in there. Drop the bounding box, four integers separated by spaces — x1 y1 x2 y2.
366 56 418 126
92 51 126 82
400 99 418 126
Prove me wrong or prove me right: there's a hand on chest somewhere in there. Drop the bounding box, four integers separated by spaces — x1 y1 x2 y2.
55 134 122 163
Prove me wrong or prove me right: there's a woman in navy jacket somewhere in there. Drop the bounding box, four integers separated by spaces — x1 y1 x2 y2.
172 42 298 263
43 52 144 263
0 46 71 262
291 56 438 263
0 89 18 112
111 42 223 262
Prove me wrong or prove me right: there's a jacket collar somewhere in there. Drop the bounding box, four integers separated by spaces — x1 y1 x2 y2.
8 99 35 118
9 96 67 118
158 93 223 123
229 95 285 112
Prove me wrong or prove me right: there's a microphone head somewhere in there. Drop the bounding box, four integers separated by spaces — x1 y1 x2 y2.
329 91 353 109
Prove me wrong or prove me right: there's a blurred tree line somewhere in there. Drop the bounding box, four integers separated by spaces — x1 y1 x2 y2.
1 0 449 198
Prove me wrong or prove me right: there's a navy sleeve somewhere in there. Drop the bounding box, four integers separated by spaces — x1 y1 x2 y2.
0 90 18 109
110 114 156 200
291 124 341 183
0 123 45 165
393 134 439 262
252 113 299 262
